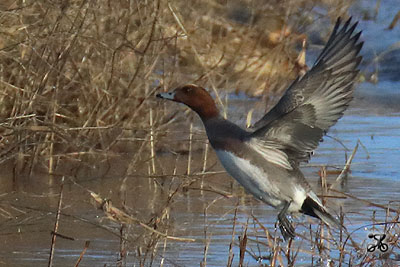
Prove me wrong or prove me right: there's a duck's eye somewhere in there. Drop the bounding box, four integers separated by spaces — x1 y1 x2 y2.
184 87 192 93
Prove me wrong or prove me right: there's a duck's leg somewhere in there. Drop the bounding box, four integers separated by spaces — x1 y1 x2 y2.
278 201 295 240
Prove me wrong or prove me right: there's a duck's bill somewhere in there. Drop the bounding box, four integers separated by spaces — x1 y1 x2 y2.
156 92 176 100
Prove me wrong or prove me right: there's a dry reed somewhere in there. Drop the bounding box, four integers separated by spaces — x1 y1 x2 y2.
2 0 399 266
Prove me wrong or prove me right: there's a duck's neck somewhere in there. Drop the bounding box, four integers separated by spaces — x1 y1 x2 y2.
193 104 219 122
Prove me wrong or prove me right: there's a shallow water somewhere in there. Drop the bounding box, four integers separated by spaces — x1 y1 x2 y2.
1 88 399 266
1 1 400 266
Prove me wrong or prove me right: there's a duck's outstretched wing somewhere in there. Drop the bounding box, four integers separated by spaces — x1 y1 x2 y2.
249 17 363 164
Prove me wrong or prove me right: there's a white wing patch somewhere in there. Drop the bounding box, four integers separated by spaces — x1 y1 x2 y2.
247 139 293 170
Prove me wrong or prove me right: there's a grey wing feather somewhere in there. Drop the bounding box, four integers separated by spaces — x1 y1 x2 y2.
249 17 363 164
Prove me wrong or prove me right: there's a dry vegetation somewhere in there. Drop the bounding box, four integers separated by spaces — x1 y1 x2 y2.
1 0 399 266
0 0 358 172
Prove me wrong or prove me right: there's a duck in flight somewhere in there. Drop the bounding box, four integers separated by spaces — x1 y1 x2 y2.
157 17 363 239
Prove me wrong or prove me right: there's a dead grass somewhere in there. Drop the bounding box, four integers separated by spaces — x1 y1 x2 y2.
0 0 357 173
2 0 399 266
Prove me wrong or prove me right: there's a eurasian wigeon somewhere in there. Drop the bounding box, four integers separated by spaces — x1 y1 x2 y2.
157 17 363 240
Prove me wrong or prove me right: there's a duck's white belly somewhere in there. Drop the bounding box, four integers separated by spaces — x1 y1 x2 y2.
215 149 283 208
215 150 308 213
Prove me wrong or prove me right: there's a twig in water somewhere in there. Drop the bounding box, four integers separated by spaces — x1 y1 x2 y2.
331 142 359 189
160 209 170 267
117 223 127 267
251 215 284 266
74 241 90 267
285 238 293 266
149 108 156 174
200 204 211 267
319 166 328 203
187 122 193 175
338 206 345 267
329 189 398 213
239 220 249 267
387 10 400 30
48 176 65 267
90 192 195 242
201 140 209 192
227 204 238 267
50 231 74 241
187 185 233 199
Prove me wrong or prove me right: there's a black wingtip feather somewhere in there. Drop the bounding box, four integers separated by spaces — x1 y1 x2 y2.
314 18 362 68
345 16 352 26
339 17 352 34
348 20 358 34
355 41 364 55
333 17 342 33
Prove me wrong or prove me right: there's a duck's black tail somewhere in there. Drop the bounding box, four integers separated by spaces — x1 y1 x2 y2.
301 196 343 229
